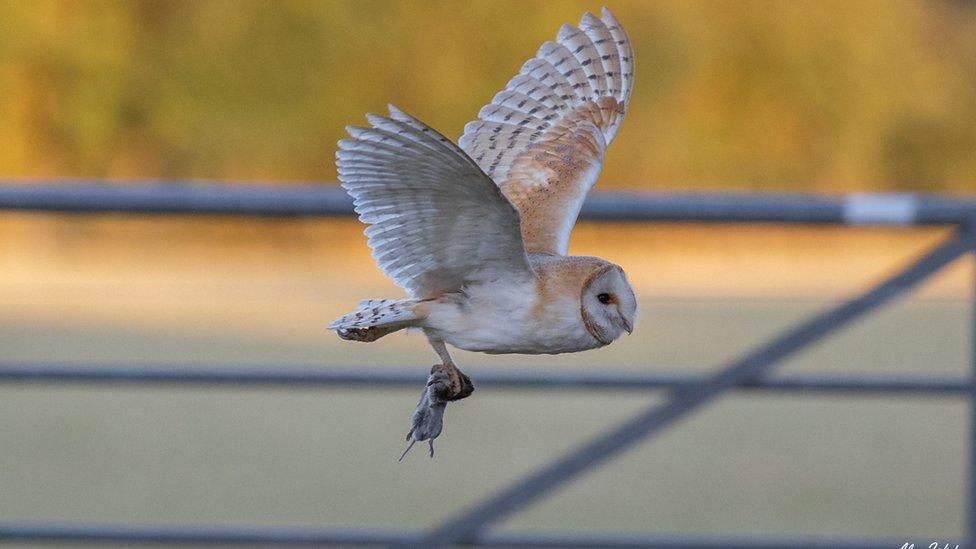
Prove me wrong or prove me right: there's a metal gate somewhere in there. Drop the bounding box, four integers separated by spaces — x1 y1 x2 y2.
0 181 972 548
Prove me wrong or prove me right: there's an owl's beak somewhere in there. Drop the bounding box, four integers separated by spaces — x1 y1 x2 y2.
621 317 633 335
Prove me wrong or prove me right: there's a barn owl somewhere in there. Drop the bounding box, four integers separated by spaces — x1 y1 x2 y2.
329 8 635 458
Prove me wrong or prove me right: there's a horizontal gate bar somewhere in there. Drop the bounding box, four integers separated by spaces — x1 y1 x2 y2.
0 363 967 395
1 180 975 224
0 522 919 548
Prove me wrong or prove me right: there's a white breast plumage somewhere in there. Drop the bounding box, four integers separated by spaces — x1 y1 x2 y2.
421 279 597 355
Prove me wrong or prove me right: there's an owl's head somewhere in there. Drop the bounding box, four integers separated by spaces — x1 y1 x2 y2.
580 264 637 345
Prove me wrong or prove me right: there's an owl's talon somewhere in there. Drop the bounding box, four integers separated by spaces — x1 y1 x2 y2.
452 370 474 401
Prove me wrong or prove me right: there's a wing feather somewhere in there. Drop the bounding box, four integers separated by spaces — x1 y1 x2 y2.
495 78 562 112
539 39 593 102
581 12 621 97
459 8 633 255
338 105 534 298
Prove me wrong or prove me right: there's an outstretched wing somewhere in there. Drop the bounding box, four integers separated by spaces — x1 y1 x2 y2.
459 8 633 255
337 105 534 299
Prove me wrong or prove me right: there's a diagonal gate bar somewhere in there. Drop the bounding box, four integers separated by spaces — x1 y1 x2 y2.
422 229 975 545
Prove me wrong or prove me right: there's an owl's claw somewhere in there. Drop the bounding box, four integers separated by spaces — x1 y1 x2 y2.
399 364 473 461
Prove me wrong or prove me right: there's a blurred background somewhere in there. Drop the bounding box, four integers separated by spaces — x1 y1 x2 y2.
0 0 974 542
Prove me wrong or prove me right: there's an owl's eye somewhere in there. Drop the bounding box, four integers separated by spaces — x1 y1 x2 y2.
597 292 612 304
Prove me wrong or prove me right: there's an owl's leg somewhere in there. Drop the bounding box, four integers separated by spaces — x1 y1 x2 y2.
400 332 474 460
426 337 474 401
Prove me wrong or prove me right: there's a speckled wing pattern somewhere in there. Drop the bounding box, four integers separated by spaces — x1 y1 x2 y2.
459 8 633 255
337 105 534 299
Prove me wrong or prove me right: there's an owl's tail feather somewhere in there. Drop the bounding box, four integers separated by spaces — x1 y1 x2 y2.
329 298 424 342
